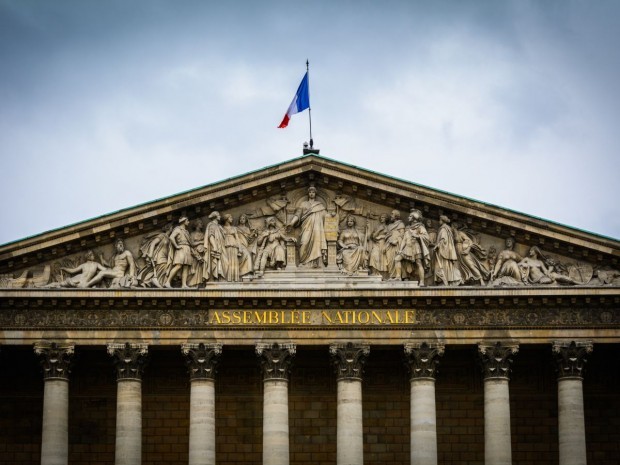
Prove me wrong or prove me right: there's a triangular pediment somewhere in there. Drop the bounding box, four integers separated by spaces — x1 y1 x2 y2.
1 154 618 289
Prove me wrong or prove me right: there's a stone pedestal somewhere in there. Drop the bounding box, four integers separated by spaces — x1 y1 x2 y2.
554 341 592 465
405 342 444 465
285 239 297 270
182 343 222 465
479 342 518 465
331 343 369 465
108 343 148 465
257 343 296 465
35 342 74 465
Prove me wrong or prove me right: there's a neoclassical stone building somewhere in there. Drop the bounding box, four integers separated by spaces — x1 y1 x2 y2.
0 154 618 465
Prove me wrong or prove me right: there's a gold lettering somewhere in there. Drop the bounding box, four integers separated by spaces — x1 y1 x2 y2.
405 310 415 324
291 311 299 324
302 311 311 324
357 311 370 324
321 311 332 323
232 311 241 324
385 311 395 324
252 311 264 324
371 311 383 324
269 311 278 324
211 311 222 324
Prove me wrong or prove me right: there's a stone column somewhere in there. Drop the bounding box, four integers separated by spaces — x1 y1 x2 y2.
108 343 149 465
34 342 75 465
182 343 222 465
256 343 296 465
553 341 593 465
330 342 370 465
404 342 444 465
478 342 519 465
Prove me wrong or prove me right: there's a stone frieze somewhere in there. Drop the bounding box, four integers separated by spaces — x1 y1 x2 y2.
0 306 617 329
1 187 618 290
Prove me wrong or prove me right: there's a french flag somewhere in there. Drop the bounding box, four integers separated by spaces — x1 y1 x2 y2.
278 72 310 128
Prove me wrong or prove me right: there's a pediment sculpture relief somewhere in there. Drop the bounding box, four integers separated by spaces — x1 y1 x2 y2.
1 187 618 289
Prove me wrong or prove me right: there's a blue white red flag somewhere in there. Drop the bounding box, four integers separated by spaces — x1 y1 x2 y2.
278 72 310 128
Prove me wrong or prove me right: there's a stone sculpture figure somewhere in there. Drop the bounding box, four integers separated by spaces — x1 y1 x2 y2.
237 214 258 276
221 213 253 282
45 250 106 288
424 219 437 285
336 215 367 275
86 239 137 288
519 246 586 286
452 222 489 286
203 211 227 282
187 219 206 287
489 237 523 286
138 223 173 288
255 217 287 276
164 217 197 288
287 186 327 267
368 213 389 277
518 246 555 285
396 209 431 284
432 216 462 286
384 210 406 280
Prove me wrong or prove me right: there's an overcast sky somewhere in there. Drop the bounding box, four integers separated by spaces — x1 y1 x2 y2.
1 0 619 246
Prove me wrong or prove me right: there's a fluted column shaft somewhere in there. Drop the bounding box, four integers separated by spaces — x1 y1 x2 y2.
405 342 444 465
257 343 296 465
554 341 592 465
479 342 518 465
183 343 222 465
35 342 74 465
108 343 148 465
331 343 369 465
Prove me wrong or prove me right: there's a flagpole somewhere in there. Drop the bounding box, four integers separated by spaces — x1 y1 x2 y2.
307 59 313 149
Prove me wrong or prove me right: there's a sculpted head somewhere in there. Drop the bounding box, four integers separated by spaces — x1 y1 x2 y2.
308 186 317 199
193 219 204 230
85 250 95 261
505 237 515 249
390 209 401 222
410 209 422 221
209 211 221 222
439 215 450 225
239 214 248 225
346 215 357 227
179 216 189 226
379 213 388 224
267 216 277 228
224 213 233 224
115 239 125 253
529 246 542 258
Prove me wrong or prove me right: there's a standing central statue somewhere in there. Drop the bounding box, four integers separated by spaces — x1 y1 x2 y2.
287 186 327 267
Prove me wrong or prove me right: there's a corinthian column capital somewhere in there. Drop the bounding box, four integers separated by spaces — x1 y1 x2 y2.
330 342 370 381
182 343 222 380
34 341 74 381
478 341 519 380
107 342 148 381
256 342 296 381
404 342 445 380
553 340 593 380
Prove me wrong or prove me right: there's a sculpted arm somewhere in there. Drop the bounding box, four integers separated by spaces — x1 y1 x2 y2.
61 264 84 275
169 229 181 250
